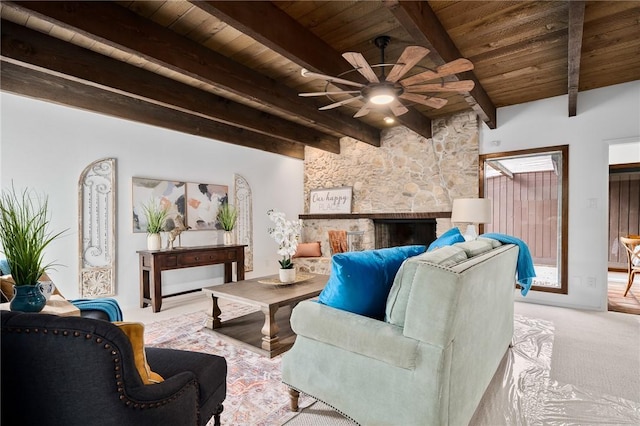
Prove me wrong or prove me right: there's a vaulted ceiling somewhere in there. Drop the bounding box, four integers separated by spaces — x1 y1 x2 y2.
1 1 639 159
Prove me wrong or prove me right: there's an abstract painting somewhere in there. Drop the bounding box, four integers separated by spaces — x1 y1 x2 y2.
186 182 229 230
132 178 186 233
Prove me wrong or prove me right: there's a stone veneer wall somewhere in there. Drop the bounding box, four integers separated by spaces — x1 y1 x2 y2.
297 111 479 274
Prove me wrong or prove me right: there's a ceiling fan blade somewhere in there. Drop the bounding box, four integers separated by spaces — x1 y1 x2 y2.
400 93 448 109
301 68 365 88
405 80 475 93
299 90 361 97
389 99 409 116
385 46 430 83
353 103 372 118
400 58 474 86
318 96 364 110
342 52 380 83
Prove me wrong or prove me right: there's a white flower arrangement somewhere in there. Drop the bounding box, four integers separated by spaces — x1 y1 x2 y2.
267 209 302 269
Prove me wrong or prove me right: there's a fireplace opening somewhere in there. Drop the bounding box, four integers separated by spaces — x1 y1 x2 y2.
374 219 437 249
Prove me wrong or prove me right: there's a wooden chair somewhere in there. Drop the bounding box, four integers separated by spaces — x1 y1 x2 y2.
619 235 640 296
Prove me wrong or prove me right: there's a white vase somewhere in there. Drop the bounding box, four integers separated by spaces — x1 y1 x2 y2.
279 268 296 284
223 230 234 245
147 233 162 250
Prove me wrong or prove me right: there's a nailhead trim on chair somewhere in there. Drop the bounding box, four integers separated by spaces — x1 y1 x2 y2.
2 325 200 411
282 383 360 425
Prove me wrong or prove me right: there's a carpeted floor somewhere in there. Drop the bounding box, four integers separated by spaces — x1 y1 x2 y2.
143 301 640 426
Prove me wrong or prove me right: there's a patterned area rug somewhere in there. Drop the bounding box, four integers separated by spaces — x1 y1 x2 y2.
143 304 313 426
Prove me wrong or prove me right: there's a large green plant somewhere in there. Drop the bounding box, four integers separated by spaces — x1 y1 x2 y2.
142 199 169 234
0 186 65 286
216 201 238 231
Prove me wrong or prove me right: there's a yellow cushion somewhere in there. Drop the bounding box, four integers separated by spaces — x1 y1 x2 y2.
113 322 164 384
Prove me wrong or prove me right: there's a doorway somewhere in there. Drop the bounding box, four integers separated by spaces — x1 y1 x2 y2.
607 169 639 313
607 140 640 314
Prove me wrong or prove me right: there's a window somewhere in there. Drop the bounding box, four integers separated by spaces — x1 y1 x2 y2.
480 145 568 294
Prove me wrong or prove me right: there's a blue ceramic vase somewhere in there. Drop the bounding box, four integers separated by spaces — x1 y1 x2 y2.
10 284 46 312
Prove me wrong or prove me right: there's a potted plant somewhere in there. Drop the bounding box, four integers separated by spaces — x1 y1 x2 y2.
142 199 169 250
217 201 238 245
267 209 302 283
0 185 65 312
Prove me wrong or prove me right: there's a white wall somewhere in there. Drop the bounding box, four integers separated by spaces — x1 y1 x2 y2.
609 139 640 164
480 80 640 310
0 93 304 310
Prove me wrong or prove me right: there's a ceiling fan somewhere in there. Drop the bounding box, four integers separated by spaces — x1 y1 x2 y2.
299 35 475 118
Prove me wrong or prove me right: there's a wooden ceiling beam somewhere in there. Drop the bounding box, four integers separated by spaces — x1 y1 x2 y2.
0 61 306 158
195 0 432 139
568 1 585 117
384 0 497 129
0 19 340 154
6 1 381 147
486 160 514 179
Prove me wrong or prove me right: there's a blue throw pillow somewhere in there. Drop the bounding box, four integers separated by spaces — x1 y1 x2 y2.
0 259 10 275
318 245 426 319
427 227 464 251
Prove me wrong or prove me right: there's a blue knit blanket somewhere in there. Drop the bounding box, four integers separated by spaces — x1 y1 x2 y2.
482 233 536 296
69 298 123 322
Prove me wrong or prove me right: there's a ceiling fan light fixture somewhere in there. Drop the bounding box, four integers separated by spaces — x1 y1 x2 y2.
368 86 396 105
383 116 395 124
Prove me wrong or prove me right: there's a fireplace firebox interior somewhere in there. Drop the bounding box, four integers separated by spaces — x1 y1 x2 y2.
374 219 437 249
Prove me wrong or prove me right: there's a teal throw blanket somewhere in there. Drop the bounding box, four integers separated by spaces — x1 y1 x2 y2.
482 233 535 296
69 298 123 322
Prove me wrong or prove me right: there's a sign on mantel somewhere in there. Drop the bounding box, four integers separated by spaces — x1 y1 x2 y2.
309 187 352 214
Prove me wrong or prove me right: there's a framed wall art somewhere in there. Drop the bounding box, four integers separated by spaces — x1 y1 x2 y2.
309 186 352 214
186 182 229 230
132 178 186 233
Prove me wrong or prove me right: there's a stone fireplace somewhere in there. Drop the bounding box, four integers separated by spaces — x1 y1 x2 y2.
296 111 479 274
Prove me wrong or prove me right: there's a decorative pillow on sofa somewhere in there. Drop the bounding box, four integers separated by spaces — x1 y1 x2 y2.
1 275 15 303
293 241 322 258
113 322 164 385
427 227 465 251
318 245 426 319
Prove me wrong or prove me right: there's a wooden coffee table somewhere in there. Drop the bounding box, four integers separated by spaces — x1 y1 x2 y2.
202 273 327 358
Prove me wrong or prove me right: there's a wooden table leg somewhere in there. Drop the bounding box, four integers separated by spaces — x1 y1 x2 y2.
237 247 245 280
260 305 280 351
224 262 233 283
140 269 150 308
206 294 222 330
150 267 162 313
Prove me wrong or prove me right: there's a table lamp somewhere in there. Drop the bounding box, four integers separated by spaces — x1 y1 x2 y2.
450 198 492 241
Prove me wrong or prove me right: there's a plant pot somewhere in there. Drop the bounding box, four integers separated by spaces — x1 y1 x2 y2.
279 268 296 284
147 233 162 250
10 284 47 312
223 231 234 246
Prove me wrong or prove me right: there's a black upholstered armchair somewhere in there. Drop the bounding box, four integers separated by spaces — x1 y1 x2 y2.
1 311 226 426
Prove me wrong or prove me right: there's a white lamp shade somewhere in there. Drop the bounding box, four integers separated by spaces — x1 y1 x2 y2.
450 198 492 224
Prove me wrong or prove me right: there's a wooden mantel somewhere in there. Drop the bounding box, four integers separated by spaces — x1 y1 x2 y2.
299 212 451 220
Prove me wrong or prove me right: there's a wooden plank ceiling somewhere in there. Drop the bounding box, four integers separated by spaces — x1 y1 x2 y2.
1 1 638 159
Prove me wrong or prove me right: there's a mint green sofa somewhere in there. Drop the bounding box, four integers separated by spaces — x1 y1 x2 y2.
282 239 519 425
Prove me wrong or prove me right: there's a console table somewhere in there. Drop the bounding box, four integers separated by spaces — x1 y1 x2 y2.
137 244 246 313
